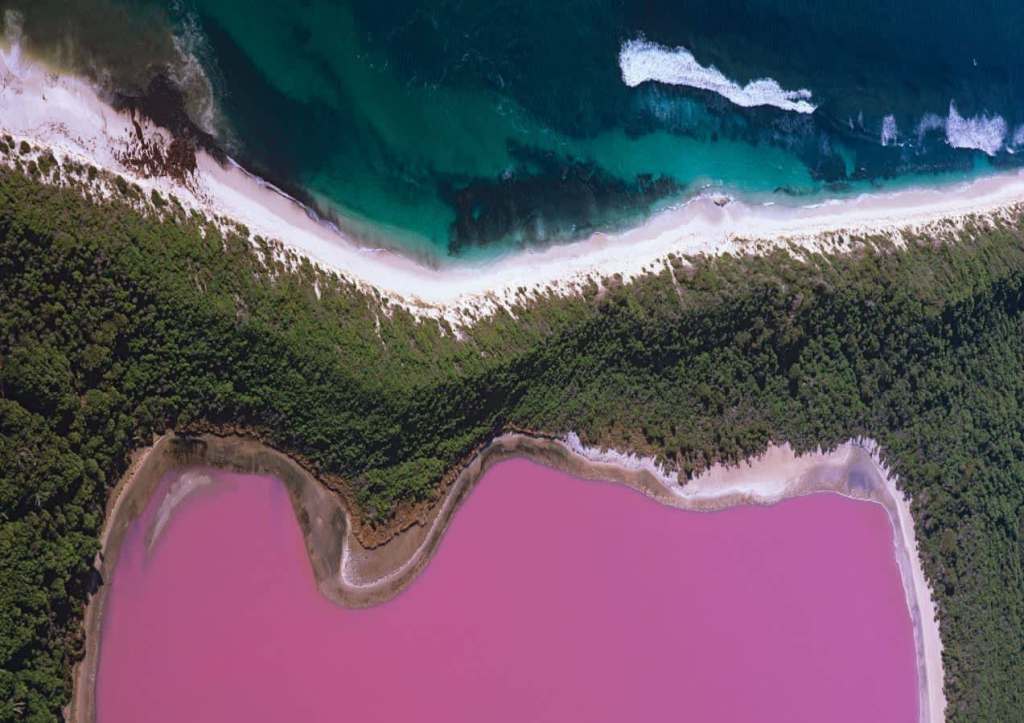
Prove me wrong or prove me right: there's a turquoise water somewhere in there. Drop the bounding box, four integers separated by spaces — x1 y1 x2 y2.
4 0 1024 260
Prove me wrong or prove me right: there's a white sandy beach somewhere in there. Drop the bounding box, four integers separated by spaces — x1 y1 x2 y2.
3 39 1024 326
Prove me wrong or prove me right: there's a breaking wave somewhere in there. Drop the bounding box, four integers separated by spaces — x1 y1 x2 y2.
2 9 22 54
618 38 816 114
1013 125 1024 150
881 115 898 146
914 104 1009 156
915 113 946 144
169 12 221 137
944 102 1007 156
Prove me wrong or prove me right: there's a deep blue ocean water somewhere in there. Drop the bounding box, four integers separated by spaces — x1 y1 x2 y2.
5 0 1024 260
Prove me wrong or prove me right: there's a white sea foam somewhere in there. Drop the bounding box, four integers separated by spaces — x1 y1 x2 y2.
945 102 1007 156
881 115 898 146
2 10 23 69
618 38 816 114
916 113 946 144
170 13 220 136
1012 125 1024 150
913 104 1008 156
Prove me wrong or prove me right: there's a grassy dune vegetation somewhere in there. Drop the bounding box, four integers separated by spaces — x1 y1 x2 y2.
1 163 1023 720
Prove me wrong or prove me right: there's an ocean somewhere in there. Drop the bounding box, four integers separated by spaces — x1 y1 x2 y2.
4 0 1024 261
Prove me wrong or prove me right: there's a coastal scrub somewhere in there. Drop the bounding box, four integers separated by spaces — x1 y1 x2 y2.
1 169 1023 720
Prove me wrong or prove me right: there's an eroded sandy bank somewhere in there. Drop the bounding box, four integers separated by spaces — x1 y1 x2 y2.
3 40 1024 326
72 433 945 723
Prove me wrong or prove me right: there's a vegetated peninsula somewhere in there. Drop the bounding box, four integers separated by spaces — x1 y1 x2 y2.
1 30 1024 723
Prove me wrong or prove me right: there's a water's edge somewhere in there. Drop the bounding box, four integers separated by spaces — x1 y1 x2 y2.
71 432 944 723
4 39 1024 325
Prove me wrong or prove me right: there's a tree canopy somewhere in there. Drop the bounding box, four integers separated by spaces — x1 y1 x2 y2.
1 167 1022 720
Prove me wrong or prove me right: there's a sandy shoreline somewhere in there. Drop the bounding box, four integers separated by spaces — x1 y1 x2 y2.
71 432 945 723
3 41 1024 325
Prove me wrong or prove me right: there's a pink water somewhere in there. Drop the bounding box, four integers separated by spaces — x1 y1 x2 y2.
96 459 918 722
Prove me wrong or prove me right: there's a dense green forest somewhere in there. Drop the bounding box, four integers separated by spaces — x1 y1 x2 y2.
1 163 1023 721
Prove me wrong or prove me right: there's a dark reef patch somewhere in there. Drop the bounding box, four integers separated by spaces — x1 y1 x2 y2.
442 144 681 254
111 73 225 167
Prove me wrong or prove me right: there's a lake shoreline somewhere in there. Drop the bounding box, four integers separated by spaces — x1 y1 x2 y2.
71 432 945 723
3 39 1024 326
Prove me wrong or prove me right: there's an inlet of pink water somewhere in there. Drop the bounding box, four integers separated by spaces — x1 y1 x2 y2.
96 459 918 722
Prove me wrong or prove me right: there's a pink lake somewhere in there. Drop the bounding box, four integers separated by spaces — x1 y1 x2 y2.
96 459 918 722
